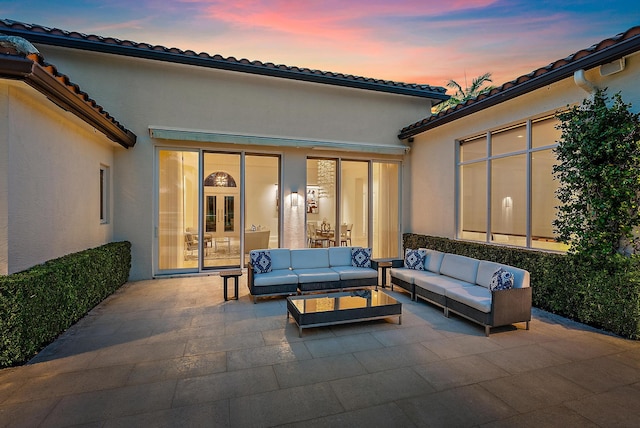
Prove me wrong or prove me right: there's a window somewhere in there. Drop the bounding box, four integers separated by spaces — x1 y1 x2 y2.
100 165 109 224
457 117 568 251
306 158 401 258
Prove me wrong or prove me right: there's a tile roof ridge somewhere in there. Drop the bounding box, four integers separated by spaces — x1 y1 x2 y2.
0 18 446 95
399 25 640 138
23 50 133 139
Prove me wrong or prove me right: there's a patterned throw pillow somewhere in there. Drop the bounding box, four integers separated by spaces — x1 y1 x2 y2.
490 267 514 291
250 250 272 274
404 248 426 270
351 247 372 268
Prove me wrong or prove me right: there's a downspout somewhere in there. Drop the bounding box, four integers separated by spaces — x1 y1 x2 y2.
573 69 596 94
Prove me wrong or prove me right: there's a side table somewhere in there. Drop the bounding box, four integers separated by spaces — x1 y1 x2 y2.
220 269 242 301
372 258 393 290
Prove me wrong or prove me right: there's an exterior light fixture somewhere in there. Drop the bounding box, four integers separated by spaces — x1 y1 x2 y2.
291 192 299 207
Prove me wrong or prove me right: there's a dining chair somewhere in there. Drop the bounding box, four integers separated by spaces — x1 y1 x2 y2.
307 223 323 247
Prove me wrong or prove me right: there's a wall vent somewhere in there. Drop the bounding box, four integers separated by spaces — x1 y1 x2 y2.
600 58 626 76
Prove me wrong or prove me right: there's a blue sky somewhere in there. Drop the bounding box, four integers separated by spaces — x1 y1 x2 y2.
1 0 638 88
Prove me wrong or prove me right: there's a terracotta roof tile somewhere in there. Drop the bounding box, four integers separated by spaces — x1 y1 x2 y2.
0 19 447 100
399 26 640 139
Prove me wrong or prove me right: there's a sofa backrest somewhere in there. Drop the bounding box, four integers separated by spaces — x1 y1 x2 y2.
268 248 292 271
329 246 353 267
423 249 445 273
476 260 531 289
291 248 330 269
439 254 480 284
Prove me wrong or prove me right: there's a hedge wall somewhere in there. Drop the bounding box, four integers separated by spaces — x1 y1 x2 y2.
404 234 640 339
0 241 131 367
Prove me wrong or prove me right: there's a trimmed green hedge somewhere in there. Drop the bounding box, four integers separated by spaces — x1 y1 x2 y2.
404 234 640 339
0 241 131 367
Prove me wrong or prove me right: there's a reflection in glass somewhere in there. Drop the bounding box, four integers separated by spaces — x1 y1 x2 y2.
373 162 399 258
158 150 198 271
460 161 487 242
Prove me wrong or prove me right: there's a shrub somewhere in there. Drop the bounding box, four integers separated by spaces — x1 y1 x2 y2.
553 89 640 257
0 241 131 367
404 234 640 339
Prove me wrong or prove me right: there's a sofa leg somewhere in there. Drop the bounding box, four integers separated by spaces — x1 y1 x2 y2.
253 296 257 304
444 308 449 318
485 325 491 337
526 321 530 330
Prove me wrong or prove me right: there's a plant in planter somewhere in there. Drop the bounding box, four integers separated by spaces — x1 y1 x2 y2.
553 89 640 258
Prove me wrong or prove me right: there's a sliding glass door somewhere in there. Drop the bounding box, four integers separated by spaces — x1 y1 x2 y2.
341 160 369 247
156 149 281 274
244 155 279 263
373 162 400 258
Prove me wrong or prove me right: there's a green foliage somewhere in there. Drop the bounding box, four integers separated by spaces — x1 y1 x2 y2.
0 242 131 367
553 89 640 257
434 72 495 113
404 234 640 339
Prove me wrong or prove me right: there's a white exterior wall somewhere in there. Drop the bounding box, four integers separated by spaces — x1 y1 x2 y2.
407 52 640 239
35 46 432 279
0 81 118 275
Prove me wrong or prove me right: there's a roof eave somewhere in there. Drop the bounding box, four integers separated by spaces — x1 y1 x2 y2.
398 30 640 139
0 54 136 148
2 27 448 101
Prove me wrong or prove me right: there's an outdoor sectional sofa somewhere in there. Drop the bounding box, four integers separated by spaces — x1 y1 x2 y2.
390 249 531 336
247 247 379 303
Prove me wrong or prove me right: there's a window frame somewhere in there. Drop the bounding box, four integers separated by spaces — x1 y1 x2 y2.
456 115 563 251
100 164 110 224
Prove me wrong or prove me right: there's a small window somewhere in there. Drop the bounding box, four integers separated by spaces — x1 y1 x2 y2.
100 165 109 224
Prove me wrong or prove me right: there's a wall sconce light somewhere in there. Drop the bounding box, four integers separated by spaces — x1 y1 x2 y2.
291 192 298 207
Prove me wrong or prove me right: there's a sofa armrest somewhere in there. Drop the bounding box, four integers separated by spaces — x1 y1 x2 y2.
491 287 532 327
247 262 255 289
391 259 404 268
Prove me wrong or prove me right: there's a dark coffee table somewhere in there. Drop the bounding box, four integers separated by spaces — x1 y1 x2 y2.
286 290 402 337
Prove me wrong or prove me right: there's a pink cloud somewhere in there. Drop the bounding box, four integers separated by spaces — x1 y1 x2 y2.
198 0 498 43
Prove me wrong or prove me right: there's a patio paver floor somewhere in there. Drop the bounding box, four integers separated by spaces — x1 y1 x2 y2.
1 275 640 427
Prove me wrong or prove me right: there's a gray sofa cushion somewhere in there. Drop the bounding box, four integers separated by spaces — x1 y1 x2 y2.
475 261 503 289
291 249 330 269
415 274 475 295
293 268 340 283
424 249 445 273
439 254 480 284
253 270 299 287
269 249 292 271
329 246 353 267
331 266 378 280
445 286 492 313
390 267 430 284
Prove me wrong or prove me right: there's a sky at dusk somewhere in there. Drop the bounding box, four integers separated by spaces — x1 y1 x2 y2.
1 1 638 91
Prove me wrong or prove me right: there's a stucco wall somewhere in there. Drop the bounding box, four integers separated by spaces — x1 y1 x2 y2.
2 82 118 274
35 46 430 279
407 52 640 239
